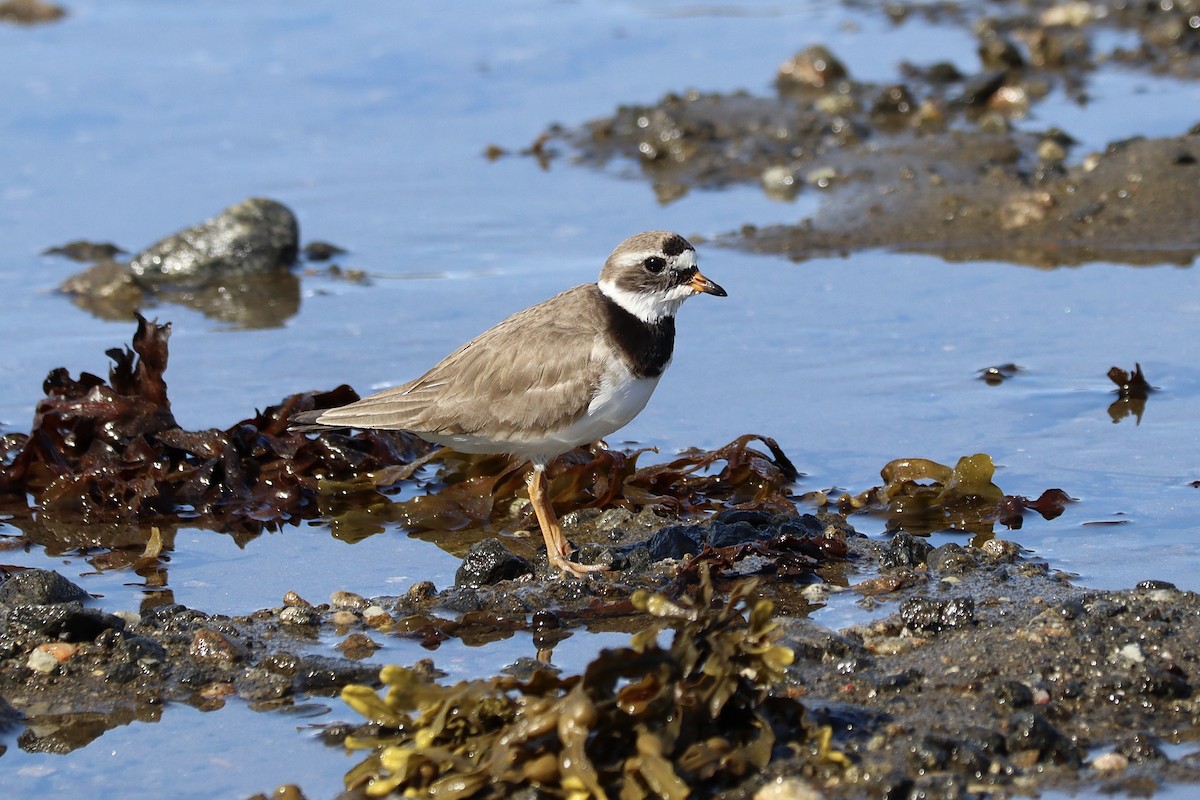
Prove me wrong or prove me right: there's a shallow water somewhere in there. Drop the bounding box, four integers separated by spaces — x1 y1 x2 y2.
3 1 1200 796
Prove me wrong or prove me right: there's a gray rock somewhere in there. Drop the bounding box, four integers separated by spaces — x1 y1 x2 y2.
0 569 90 606
129 197 298 286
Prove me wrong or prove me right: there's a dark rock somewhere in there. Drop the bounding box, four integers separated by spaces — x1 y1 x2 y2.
235 667 294 702
952 726 1007 758
645 525 703 561
1116 732 1166 763
119 635 168 667
502 656 558 680
2 603 124 643
293 654 378 694
910 736 952 771
1005 710 1081 766
278 606 321 627
779 514 825 537
712 508 775 527
455 539 532 588
258 651 302 677
129 198 299 286
786 624 867 664
994 680 1034 708
954 69 1007 107
570 542 619 570
880 532 933 569
42 240 127 262
1131 667 1191 700
870 84 916 116
140 604 214 631
301 241 346 261
878 668 921 691
0 695 23 732
174 664 222 686
0 569 90 606
704 520 763 548
1083 597 1127 618
439 587 483 614
1054 599 1086 620
900 597 975 634
104 662 139 684
1136 580 1177 591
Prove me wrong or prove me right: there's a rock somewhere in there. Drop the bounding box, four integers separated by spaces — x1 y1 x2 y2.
776 45 849 90
279 606 320 627
705 520 763 548
334 632 380 660
292 654 378 694
927 543 980 575
880 532 933 569
645 525 703 560
0 569 90 606
235 667 293 702
128 197 299 286
189 628 247 667
1005 710 1081 766
455 539 532 588
330 590 368 610
0 0 66 25
900 597 975 633
0 695 23 732
2 603 124 643
42 240 127 262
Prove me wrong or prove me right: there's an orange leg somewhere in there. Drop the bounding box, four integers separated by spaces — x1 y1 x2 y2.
527 466 607 577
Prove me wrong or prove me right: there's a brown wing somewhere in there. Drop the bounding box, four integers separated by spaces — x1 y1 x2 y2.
311 284 611 439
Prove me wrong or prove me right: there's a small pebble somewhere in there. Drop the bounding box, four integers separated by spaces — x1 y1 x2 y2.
1092 751 1129 773
329 610 359 627
27 648 61 674
1116 643 1145 664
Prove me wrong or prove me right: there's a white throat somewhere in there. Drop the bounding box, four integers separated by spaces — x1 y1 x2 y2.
598 278 692 323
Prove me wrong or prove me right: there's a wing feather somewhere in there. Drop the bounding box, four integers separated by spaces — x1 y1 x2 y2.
313 285 611 440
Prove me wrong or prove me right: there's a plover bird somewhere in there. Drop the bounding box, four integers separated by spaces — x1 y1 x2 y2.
292 231 726 576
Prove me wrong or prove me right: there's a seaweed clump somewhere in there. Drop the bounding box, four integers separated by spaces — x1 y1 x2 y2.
339 570 804 799
1107 362 1155 424
816 453 1071 537
0 314 432 535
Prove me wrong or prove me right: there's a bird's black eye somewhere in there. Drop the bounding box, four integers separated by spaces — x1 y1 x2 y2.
644 256 666 273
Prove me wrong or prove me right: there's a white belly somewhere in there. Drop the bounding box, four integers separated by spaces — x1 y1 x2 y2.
425 368 661 465
555 372 661 449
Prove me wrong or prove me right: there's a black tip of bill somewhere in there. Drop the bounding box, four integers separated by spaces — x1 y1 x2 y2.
691 271 727 297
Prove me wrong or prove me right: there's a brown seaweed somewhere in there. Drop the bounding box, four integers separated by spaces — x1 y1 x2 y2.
339 568 806 799
1107 362 1154 424
818 454 1071 538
